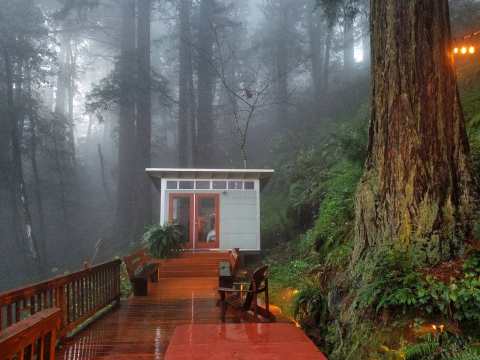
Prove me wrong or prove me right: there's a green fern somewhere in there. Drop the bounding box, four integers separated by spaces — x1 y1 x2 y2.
448 349 480 360
404 335 439 360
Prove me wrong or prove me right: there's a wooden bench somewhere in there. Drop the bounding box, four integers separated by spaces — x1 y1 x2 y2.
0 308 61 360
123 249 159 296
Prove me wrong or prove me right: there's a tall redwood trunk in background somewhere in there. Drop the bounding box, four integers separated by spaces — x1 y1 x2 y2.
342 4 356 74
354 0 475 264
135 0 152 238
196 0 216 167
178 0 195 167
4 49 40 265
115 0 136 245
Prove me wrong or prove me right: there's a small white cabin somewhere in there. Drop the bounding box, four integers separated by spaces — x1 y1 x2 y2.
146 168 274 252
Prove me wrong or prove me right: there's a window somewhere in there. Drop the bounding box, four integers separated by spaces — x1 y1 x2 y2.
212 181 227 190
228 181 243 190
244 181 255 190
179 181 194 189
166 181 177 190
195 180 210 190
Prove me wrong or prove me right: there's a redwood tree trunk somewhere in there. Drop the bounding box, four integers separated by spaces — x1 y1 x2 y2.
178 0 195 167
115 0 136 245
354 0 474 264
4 49 40 264
135 0 152 239
196 0 216 167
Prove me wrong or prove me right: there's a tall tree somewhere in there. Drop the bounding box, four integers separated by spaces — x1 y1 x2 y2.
320 0 340 94
273 0 290 128
196 0 216 166
135 0 153 237
115 0 137 245
354 0 475 264
308 5 325 103
178 0 195 167
342 0 358 74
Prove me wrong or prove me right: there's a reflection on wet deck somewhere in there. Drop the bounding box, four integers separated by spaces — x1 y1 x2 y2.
56 277 282 359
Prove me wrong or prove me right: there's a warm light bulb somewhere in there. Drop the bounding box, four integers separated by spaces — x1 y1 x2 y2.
469 46 475 54
453 47 459 54
461 47 468 54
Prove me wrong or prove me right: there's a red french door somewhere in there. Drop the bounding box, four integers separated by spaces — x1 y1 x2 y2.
195 194 220 249
168 193 220 249
169 194 194 249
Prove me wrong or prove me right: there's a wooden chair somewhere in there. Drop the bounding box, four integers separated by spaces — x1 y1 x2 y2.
123 249 159 296
218 265 274 322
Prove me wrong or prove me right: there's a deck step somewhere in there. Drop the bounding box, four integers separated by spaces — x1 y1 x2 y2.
157 251 231 278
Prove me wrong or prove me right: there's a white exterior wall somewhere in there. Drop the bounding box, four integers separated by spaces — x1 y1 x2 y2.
159 178 260 251
219 191 259 250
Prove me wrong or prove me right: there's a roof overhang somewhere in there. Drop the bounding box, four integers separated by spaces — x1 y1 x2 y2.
146 168 275 189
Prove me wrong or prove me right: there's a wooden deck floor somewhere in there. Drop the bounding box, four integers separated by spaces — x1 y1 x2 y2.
57 277 255 359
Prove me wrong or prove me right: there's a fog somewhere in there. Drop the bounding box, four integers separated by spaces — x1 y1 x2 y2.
0 0 473 291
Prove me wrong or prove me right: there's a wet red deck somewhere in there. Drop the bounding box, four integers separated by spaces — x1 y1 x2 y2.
56 253 325 359
166 323 327 360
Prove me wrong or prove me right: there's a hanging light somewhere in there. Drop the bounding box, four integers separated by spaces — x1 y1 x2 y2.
461 46 468 54
453 47 459 54
469 46 476 54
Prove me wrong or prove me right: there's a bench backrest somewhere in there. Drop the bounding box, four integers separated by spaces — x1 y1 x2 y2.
0 307 61 360
123 249 151 279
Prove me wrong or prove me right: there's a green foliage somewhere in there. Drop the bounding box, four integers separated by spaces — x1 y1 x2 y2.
354 250 480 324
142 224 185 259
119 261 132 298
401 333 480 360
310 160 362 253
294 286 328 325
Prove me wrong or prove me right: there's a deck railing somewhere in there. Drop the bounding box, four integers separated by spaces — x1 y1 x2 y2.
0 259 121 339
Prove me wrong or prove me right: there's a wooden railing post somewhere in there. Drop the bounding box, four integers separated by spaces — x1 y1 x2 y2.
56 284 67 338
0 259 122 345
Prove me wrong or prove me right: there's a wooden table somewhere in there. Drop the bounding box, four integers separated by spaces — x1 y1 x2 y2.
165 323 328 359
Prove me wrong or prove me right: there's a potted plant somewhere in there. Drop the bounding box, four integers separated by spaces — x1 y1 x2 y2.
142 223 185 260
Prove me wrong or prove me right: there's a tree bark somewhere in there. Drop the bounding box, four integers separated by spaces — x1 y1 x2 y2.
343 3 356 74
308 7 324 103
178 0 195 167
354 0 475 264
115 0 137 245
135 0 152 239
27 66 47 268
4 48 40 264
274 3 289 128
196 0 216 167
322 20 334 94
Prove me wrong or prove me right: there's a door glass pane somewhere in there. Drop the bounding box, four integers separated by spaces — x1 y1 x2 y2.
171 197 190 243
197 197 216 244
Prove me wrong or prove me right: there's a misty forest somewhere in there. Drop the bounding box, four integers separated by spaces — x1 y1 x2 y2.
3 0 480 359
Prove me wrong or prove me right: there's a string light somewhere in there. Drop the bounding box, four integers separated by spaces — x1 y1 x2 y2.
453 45 476 56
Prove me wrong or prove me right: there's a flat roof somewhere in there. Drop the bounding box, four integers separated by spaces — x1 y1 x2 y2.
146 168 275 187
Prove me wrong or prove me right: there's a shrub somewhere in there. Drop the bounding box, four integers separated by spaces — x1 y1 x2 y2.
354 250 480 324
142 224 185 259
